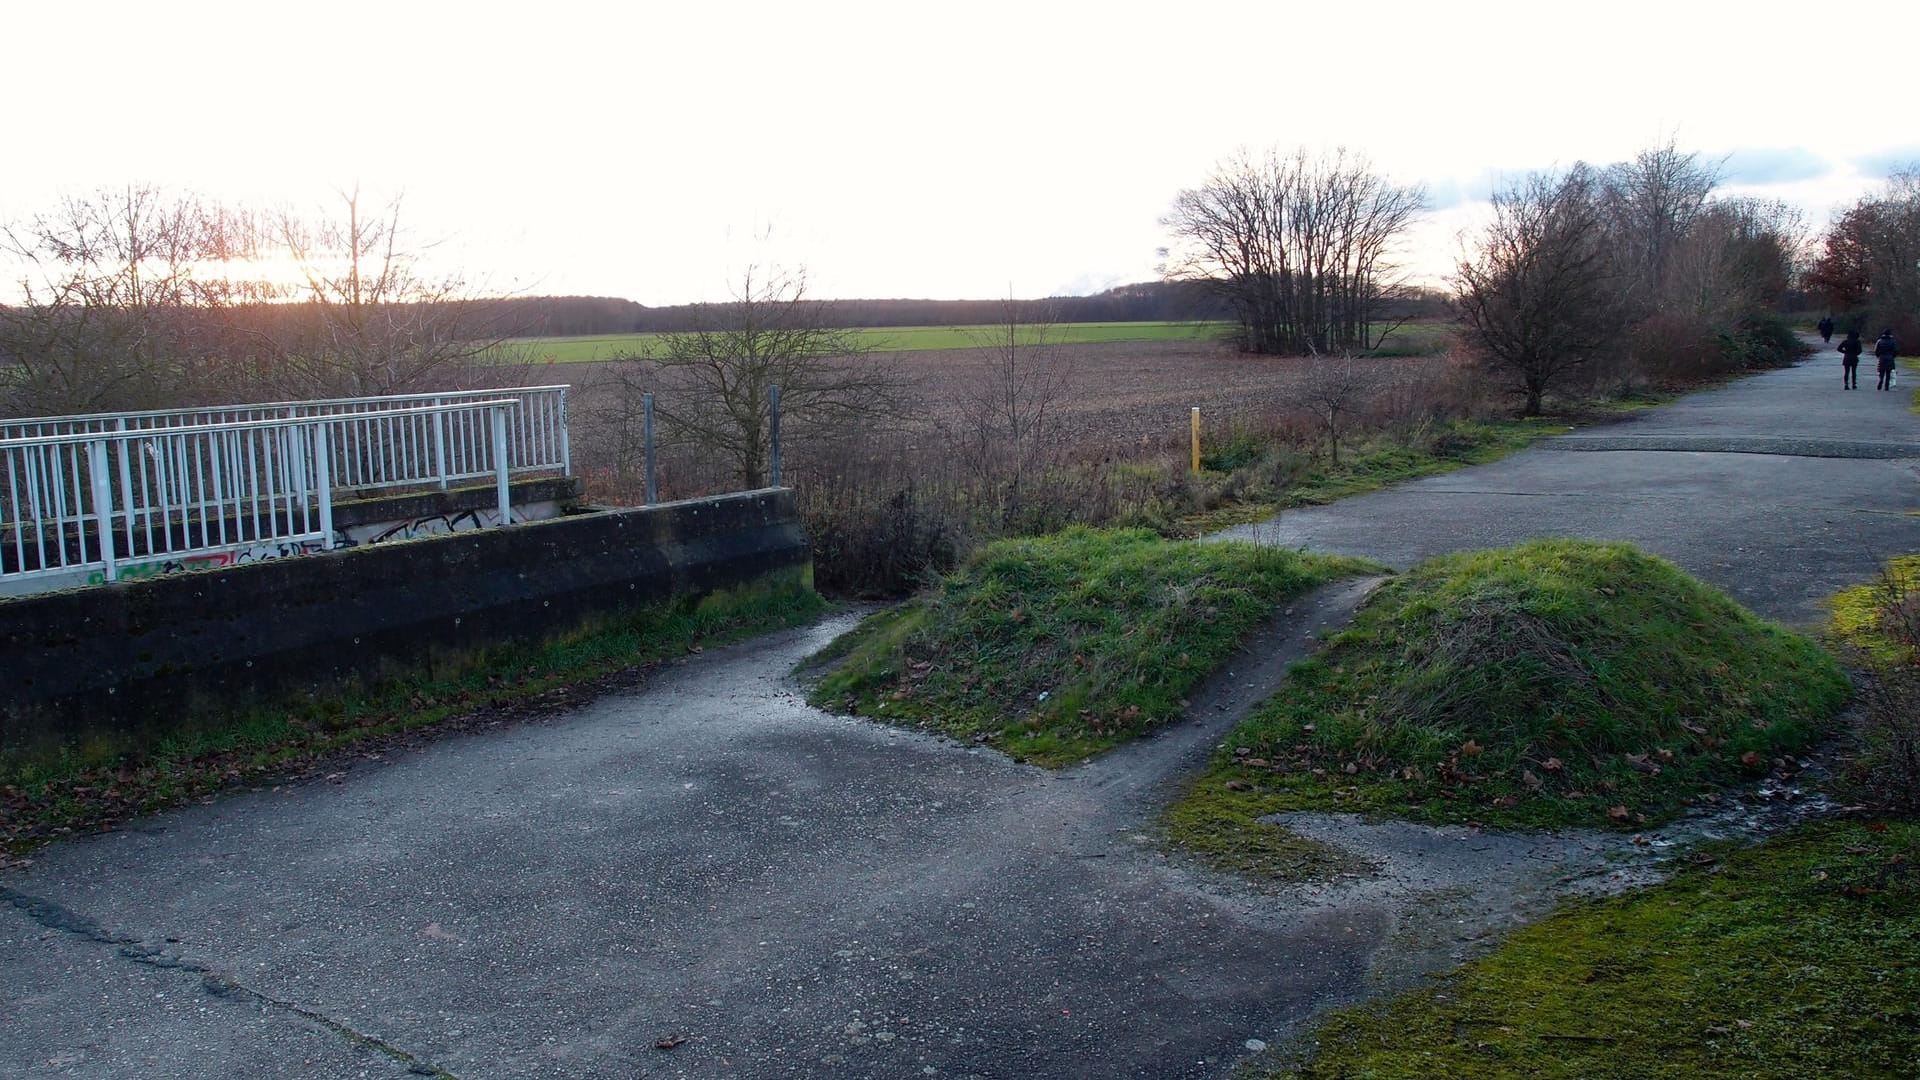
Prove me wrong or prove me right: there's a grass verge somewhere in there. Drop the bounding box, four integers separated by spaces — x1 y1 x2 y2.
805 528 1373 767
1266 819 1920 1079
1168 418 1569 538
0 578 826 856
1174 540 1849 833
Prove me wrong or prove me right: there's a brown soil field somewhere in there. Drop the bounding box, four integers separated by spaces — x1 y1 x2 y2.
533 338 1458 467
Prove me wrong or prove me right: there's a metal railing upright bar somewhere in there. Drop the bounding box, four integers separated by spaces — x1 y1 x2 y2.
0 399 526 593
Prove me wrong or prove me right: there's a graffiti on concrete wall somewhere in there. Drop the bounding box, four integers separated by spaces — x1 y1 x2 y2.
91 501 561 586
349 507 511 546
87 552 237 585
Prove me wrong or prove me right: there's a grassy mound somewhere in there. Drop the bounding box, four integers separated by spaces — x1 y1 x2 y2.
806 528 1369 766
1269 820 1920 1079
1194 540 1849 829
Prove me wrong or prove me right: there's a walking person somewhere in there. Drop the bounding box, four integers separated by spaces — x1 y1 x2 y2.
1818 314 1835 343
1838 329 1863 389
1874 329 1900 391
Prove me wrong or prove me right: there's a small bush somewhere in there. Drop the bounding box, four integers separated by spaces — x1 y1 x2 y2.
1200 430 1268 473
1629 311 1728 380
1832 556 1920 814
799 477 963 598
1716 313 1804 370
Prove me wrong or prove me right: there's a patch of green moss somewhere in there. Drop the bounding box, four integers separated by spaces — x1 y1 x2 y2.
1268 820 1920 1079
1162 772 1362 882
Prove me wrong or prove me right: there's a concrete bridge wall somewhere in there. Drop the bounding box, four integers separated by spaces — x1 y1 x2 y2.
0 488 810 754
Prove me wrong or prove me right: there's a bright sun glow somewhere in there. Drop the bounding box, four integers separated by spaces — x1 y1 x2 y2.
3 0 1917 304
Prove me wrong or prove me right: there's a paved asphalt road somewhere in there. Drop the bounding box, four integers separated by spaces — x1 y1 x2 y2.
1217 343 1919 626
3 348 1915 1078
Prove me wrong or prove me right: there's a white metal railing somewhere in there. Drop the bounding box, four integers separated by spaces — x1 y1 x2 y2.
0 400 524 594
0 385 571 491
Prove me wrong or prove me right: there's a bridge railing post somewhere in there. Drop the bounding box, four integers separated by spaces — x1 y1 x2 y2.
113 417 133 554
88 438 117 583
431 395 449 490
315 422 335 550
492 406 511 524
558 386 572 478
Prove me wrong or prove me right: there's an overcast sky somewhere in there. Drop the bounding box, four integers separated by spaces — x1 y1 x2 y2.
5 0 1916 305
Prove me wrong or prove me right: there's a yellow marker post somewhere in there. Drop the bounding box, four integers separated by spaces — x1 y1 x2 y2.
1190 407 1201 473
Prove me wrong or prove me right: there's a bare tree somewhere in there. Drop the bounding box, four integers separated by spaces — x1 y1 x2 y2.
1805 168 1920 340
1599 139 1721 312
1161 146 1425 355
639 266 915 489
0 187 273 416
1455 165 1625 417
1292 351 1375 466
269 188 521 397
1665 197 1806 322
955 295 1074 526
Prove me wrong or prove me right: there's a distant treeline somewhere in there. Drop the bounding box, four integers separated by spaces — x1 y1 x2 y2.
473 282 1450 338
0 282 1451 354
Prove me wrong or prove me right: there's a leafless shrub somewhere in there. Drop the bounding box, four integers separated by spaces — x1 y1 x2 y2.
950 298 1075 529
1874 564 1920 657
1841 563 1920 814
1291 352 1379 465
1852 668 1920 814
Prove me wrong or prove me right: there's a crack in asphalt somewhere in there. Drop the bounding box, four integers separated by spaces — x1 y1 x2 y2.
1545 435 1920 459
0 885 460 1079
1236 487 1911 516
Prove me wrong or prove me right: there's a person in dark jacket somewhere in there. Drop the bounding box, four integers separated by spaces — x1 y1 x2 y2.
1838 330 1863 389
1874 329 1900 391
1818 315 1835 343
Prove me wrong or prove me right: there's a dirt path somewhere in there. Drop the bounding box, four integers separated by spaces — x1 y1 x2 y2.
4 348 1912 1078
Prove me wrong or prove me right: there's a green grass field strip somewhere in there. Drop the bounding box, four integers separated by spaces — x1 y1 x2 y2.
804 528 1376 767
502 321 1234 363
